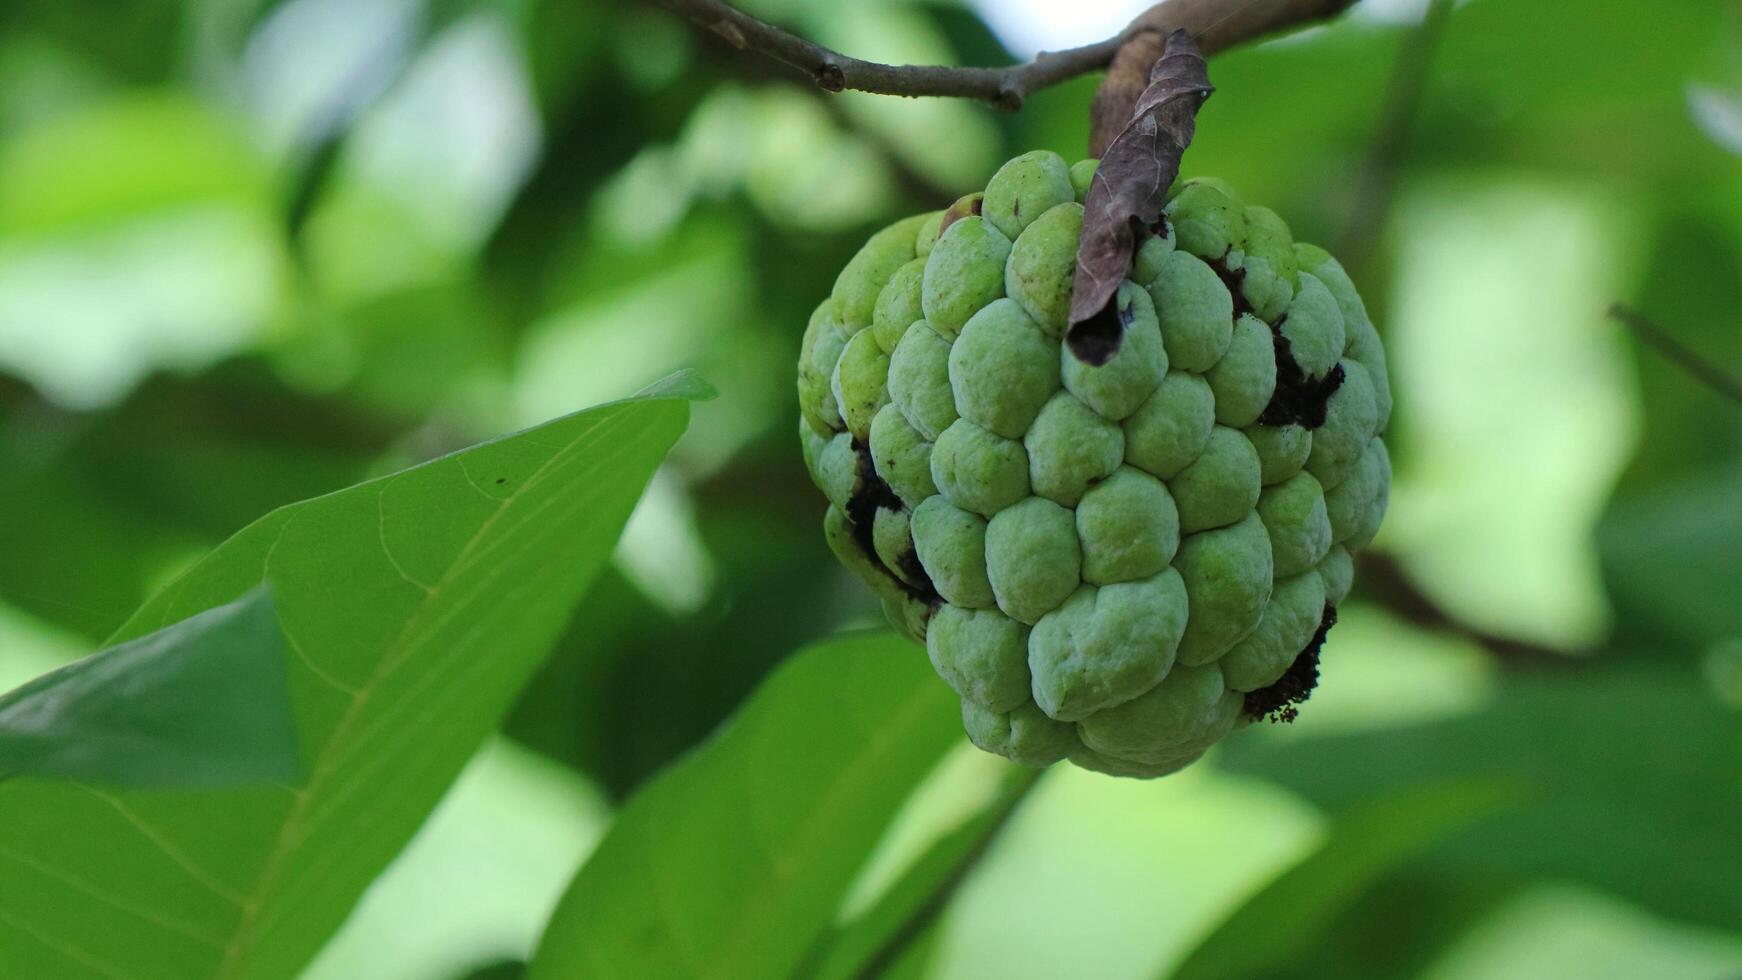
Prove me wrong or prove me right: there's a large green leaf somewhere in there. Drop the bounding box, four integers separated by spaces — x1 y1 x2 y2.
0 588 297 787
528 631 960 980
0 378 698 980
1168 783 1513 980
1218 669 1742 932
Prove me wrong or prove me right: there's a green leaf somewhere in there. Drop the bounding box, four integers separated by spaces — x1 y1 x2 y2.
1167 782 1514 980
635 366 717 401
1236 866 1522 980
1599 462 1742 649
0 382 694 980
0 588 298 787
0 364 390 640
528 631 960 980
1217 669 1742 932
803 766 1042 980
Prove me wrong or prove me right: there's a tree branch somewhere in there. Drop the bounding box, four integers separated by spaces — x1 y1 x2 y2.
652 0 1358 110
1356 552 1585 668
1334 0 1455 268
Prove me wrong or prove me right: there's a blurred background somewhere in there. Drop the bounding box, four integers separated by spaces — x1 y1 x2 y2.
1 0 1740 977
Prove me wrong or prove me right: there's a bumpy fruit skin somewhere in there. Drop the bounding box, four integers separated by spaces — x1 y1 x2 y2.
799 156 1392 778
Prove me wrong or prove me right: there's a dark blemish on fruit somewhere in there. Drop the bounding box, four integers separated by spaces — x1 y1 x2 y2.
1209 256 1254 318
939 193 985 235
1243 603 1337 723
846 438 941 606
1066 293 1126 367
1259 332 1344 429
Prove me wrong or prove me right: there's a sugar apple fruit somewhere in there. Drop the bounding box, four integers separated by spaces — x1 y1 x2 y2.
798 150 1391 778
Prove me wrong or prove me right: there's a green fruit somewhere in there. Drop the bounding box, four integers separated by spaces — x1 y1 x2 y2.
1238 205 1298 321
928 604 1031 713
887 320 957 441
872 507 924 589
869 403 935 506
1317 543 1355 605
798 302 848 436
1296 244 1392 427
1124 372 1215 479
1246 422 1311 485
833 214 929 332
825 506 927 644
1257 471 1333 577
1174 512 1273 666
812 431 857 514
1166 179 1246 260
1306 359 1380 489
1076 662 1239 776
922 215 1011 339
982 150 1076 241
1280 272 1346 382
1149 250 1233 372
1220 571 1326 693
1325 437 1391 549
1029 571 1188 721
914 210 945 257
1076 467 1179 585
1026 390 1124 506
871 258 926 355
984 496 1081 624
911 495 995 608
800 159 1392 778
931 419 1030 516
962 700 1076 767
1060 281 1165 421
832 328 890 442
950 298 1060 438
1205 313 1277 428
1169 426 1261 534
1005 202 1083 336
1068 158 1099 200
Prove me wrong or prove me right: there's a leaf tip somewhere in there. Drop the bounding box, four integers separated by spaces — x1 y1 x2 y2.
637 369 718 402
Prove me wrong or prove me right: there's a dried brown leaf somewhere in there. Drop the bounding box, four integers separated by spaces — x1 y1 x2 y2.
1067 30 1213 365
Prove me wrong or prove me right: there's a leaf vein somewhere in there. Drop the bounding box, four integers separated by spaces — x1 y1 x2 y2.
210 407 633 976
74 786 248 906
0 845 228 948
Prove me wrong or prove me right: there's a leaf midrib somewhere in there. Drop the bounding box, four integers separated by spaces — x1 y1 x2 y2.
210 407 629 979
701 681 947 980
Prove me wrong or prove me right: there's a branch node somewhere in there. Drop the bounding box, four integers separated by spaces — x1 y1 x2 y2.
813 62 845 92
710 18 747 50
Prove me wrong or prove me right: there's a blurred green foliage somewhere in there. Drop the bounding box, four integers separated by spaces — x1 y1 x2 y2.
0 0 1740 977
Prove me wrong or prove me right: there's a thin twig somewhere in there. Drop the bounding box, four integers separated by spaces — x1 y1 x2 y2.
652 0 1357 110
683 32 959 203
1335 0 1455 267
1608 303 1742 406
